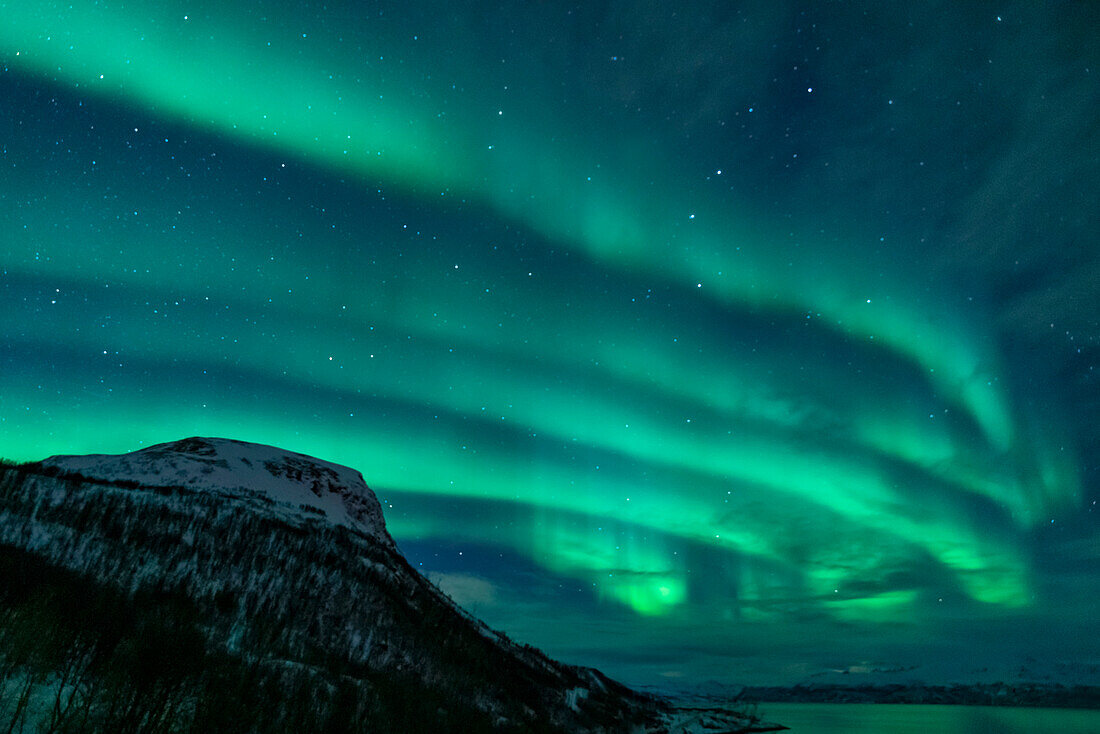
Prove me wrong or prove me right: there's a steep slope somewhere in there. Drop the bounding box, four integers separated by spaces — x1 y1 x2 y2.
0 437 776 733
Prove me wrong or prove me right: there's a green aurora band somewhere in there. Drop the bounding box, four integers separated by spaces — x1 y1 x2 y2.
0 0 1020 445
0 0 1087 638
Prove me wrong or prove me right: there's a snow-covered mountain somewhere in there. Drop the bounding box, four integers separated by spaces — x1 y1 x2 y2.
43 437 393 545
0 437 778 733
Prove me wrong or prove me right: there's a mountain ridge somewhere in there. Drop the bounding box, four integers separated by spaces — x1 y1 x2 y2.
41 437 394 547
0 437 779 733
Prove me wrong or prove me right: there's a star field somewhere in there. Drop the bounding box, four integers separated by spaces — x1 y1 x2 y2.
1 1 1097 685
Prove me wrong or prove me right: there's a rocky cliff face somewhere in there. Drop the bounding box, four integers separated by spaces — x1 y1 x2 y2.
0 437 771 733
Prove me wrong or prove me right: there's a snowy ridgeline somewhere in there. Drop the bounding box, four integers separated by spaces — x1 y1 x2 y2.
41 437 393 545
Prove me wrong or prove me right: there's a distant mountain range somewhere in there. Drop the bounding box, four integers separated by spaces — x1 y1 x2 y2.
649 679 1100 711
736 683 1099 709
0 437 782 733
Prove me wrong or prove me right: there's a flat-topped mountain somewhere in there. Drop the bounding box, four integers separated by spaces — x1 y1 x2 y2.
43 437 393 545
0 437 778 733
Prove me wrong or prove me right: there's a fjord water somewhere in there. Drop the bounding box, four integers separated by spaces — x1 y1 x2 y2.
758 703 1100 733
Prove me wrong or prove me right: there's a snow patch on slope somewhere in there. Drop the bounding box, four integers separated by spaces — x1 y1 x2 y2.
42 437 393 545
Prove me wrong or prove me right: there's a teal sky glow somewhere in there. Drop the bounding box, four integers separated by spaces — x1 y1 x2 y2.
1 0 1096 686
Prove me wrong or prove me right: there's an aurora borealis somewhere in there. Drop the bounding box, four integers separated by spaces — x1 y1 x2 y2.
1 0 1097 686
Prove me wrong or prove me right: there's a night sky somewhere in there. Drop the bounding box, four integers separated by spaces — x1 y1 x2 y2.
2 1 1097 686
